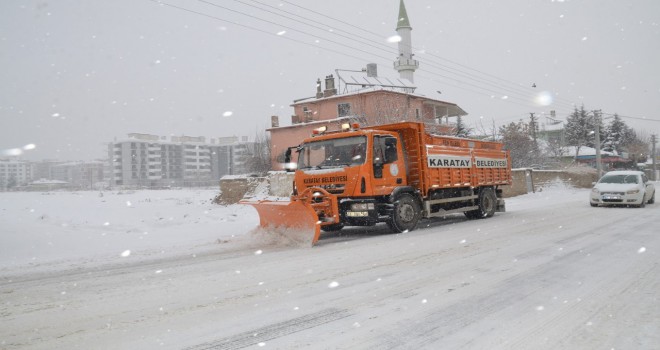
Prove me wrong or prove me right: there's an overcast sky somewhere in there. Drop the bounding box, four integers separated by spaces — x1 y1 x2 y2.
1 0 659 161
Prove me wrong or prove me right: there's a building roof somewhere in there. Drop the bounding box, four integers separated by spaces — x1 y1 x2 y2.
291 87 467 117
267 116 355 132
563 146 615 158
339 73 416 91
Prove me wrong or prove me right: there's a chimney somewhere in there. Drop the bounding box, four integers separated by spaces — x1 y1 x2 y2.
366 63 377 77
323 74 337 97
271 115 279 128
315 78 323 98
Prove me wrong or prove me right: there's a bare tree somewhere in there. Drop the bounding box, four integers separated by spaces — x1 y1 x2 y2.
243 128 272 175
627 129 651 165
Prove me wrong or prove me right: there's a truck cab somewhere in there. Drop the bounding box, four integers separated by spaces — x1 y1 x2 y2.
290 126 414 230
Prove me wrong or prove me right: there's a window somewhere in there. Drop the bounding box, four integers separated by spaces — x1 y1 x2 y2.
373 136 398 164
338 103 351 117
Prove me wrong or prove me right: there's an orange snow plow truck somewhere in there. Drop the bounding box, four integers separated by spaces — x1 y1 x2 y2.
242 121 511 246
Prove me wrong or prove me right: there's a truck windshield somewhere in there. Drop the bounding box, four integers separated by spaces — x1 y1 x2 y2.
298 136 367 169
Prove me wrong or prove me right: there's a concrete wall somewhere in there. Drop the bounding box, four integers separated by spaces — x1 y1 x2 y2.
216 176 265 205
216 168 599 204
502 168 598 198
268 171 295 197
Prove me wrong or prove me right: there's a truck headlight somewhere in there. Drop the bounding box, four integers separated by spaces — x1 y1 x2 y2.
350 203 374 211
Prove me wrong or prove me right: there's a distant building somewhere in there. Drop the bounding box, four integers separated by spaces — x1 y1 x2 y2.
51 161 105 189
108 134 255 188
31 159 63 181
0 159 32 190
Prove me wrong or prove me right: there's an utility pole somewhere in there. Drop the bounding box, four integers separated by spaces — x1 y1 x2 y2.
652 134 658 180
593 110 603 178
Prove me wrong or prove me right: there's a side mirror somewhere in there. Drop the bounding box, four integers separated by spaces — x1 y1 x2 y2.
284 147 297 172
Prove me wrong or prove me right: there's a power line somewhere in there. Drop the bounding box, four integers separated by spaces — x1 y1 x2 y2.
601 112 660 123
274 0 579 109
150 0 653 123
169 0 569 112
149 0 382 63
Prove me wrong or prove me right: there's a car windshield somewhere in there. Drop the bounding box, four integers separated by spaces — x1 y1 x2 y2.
599 174 639 184
297 136 367 169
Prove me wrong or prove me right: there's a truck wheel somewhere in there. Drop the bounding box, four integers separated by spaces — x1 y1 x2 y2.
465 188 497 219
387 193 420 233
321 224 344 232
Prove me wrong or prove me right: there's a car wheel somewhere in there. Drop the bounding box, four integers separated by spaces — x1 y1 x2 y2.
648 191 655 204
465 188 497 219
590 202 598 207
638 194 646 208
387 193 420 233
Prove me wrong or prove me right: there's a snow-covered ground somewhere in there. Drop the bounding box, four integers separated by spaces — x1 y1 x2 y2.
1 185 659 349
0 189 256 270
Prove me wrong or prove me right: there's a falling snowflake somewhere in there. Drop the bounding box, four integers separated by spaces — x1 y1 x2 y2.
254 250 263 255
387 35 402 43
120 250 131 257
222 111 233 117
638 247 646 254
328 281 339 288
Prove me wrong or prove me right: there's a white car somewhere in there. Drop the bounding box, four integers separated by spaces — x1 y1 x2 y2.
590 170 655 208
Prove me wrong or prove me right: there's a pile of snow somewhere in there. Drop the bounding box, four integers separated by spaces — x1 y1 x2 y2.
0 189 258 271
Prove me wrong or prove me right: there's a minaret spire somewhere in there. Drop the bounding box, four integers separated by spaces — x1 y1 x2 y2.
394 0 419 83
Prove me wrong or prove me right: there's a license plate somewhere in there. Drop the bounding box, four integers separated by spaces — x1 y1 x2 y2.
346 211 368 217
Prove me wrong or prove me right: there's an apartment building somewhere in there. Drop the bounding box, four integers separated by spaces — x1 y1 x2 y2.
0 159 32 189
108 134 254 188
51 161 105 189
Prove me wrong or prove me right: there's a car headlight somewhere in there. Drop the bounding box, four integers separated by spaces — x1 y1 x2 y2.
591 188 599 194
626 189 640 194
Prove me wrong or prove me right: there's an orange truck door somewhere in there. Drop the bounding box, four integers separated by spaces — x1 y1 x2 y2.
371 134 406 195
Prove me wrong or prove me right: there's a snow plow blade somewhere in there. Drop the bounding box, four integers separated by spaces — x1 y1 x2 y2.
241 199 322 246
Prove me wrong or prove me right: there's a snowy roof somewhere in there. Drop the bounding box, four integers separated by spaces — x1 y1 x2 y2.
266 116 356 131
562 146 614 157
291 86 467 117
340 74 416 90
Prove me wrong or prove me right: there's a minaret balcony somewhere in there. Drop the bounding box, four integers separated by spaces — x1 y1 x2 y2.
394 58 419 70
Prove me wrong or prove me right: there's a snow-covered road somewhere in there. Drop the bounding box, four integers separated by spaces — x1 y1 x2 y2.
1 186 659 349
